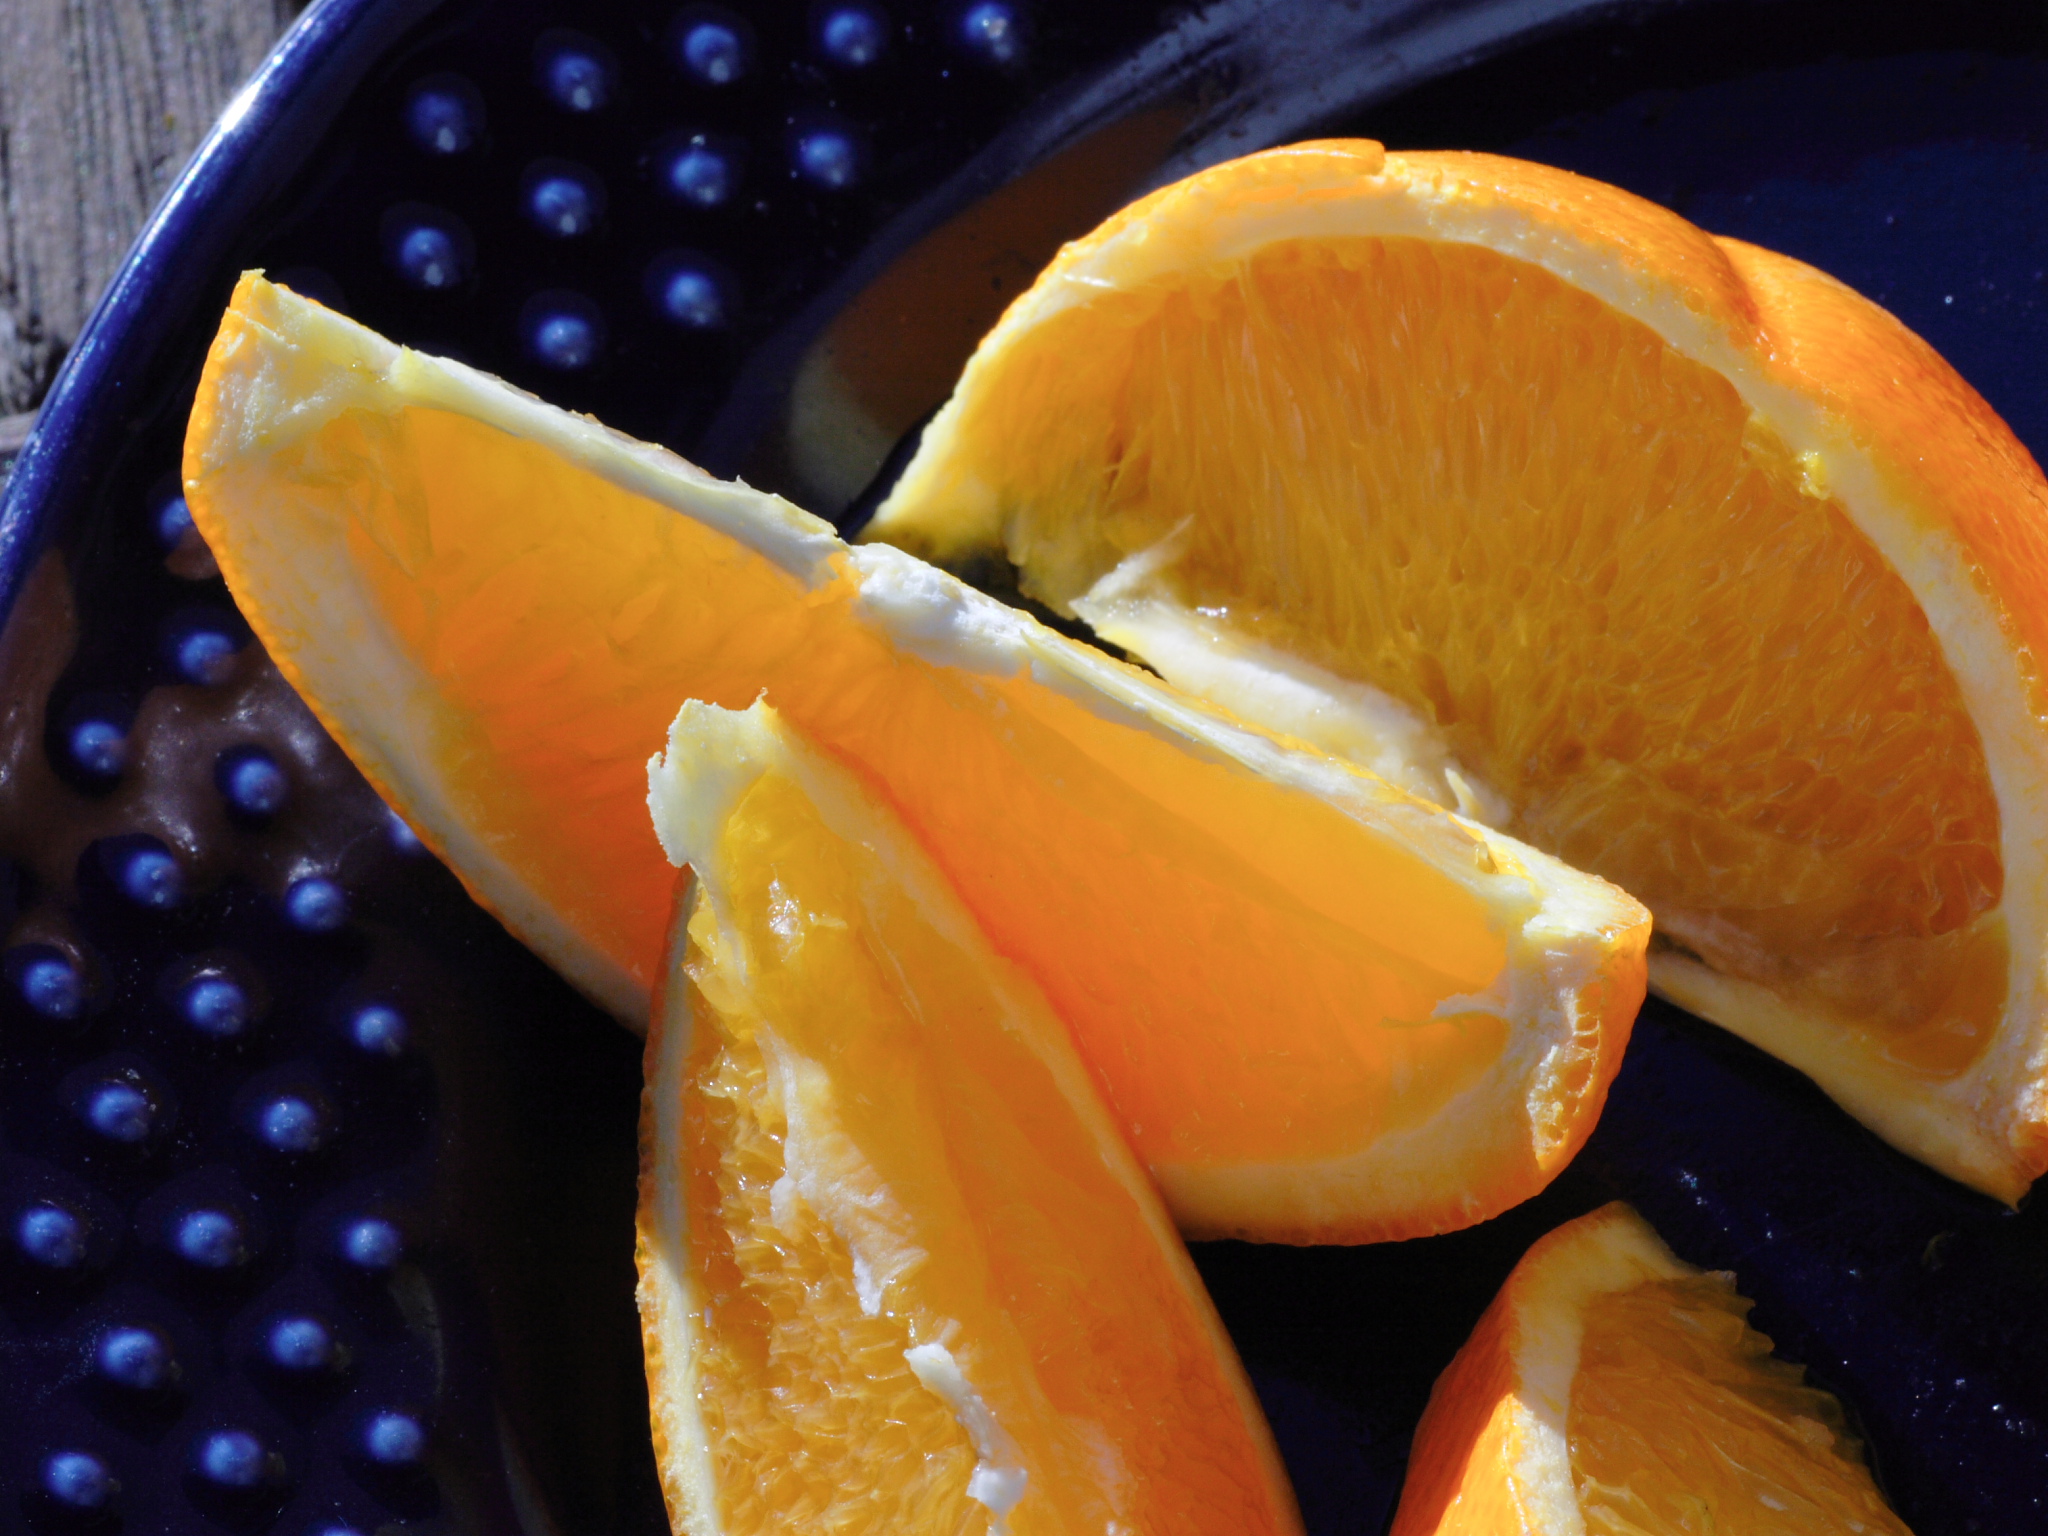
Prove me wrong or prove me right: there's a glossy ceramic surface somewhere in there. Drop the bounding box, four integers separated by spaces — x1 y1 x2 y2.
3 2 2047 1532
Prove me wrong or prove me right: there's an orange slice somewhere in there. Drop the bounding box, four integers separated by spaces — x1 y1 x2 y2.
182 273 1649 1242
635 698 1300 1536
1391 1201 1912 1535
864 139 2048 1201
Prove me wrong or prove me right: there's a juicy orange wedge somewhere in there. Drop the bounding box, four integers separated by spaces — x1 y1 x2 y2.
182 273 1648 1242
865 140 2048 1201
636 699 1301 1536
1391 1201 1912 1536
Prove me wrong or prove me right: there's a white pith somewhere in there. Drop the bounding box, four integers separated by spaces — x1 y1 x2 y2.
873 146 2048 1198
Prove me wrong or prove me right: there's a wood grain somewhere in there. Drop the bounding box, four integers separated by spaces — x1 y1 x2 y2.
0 0 300 420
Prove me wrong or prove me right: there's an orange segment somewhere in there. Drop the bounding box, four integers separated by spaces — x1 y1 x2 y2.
865 140 2048 1200
637 701 1300 1536
1390 1201 1912 1536
183 274 1649 1243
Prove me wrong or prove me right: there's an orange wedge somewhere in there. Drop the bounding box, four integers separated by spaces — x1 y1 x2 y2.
182 273 1648 1242
1391 1201 1912 1535
635 698 1300 1536
865 139 2048 1201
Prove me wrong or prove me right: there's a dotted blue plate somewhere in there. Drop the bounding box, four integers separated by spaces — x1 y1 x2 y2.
3 1 2047 1532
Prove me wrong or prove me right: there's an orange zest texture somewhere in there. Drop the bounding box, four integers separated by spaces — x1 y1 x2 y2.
1391 1201 1912 1536
181 273 1649 1242
866 139 2048 1200
635 699 1301 1536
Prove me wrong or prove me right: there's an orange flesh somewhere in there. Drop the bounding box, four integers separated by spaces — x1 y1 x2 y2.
317 403 1511 1171
946 235 2006 1073
1568 1276 1909 1534
673 768 1295 1534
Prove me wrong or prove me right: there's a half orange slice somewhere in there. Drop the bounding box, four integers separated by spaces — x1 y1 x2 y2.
1392 1201 1911 1535
636 699 1301 1535
866 140 2048 1200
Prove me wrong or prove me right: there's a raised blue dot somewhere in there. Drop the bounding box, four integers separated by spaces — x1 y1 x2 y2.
175 1208 245 1269
259 1095 328 1153
529 307 602 370
183 975 248 1037
115 844 184 909
351 1004 408 1056
84 1081 156 1144
176 627 238 685
532 175 595 236
665 142 733 207
197 1429 267 1487
680 19 747 83
959 0 1024 64
660 267 725 329
794 128 860 190
285 877 348 933
821 5 888 66
19 953 82 1019
542 47 610 111
69 717 128 778
385 807 425 853
18 1204 86 1268
220 749 288 816
343 1217 402 1270
364 1411 426 1465
396 223 465 289
406 81 480 154
154 490 195 548
267 1315 336 1371
42 1451 116 1510
99 1326 174 1389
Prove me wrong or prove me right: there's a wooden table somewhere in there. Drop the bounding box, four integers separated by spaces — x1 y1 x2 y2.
0 0 297 463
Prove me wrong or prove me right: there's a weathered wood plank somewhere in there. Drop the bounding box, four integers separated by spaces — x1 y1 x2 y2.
0 0 298 417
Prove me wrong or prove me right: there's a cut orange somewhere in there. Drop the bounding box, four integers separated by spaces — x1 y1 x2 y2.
1391 1200 1912 1536
181 273 1649 1242
865 139 2048 1200
636 698 1301 1536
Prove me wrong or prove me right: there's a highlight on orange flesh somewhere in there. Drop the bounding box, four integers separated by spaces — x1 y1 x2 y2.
864 138 2048 1202
181 273 1650 1243
1390 1200 1913 1536
635 698 1302 1536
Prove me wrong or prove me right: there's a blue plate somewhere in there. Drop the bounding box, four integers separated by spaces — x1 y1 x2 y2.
3 1 2047 1531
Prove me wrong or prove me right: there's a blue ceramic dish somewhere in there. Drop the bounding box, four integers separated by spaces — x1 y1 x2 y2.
4 1 2048 1532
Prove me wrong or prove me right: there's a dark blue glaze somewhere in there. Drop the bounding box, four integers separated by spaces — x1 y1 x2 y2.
339 1217 401 1272
180 973 251 1037
267 1315 340 1373
41 1451 117 1511
174 1208 248 1270
194 1429 271 1488
404 74 485 155
521 291 606 369
282 877 349 933
817 3 889 68
537 31 616 113
217 746 289 819
99 1325 178 1390
361 1410 425 1466
348 1004 407 1057
100 836 186 911
16 1204 87 1269
14 948 84 1020
81 1081 159 1145
674 8 753 85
